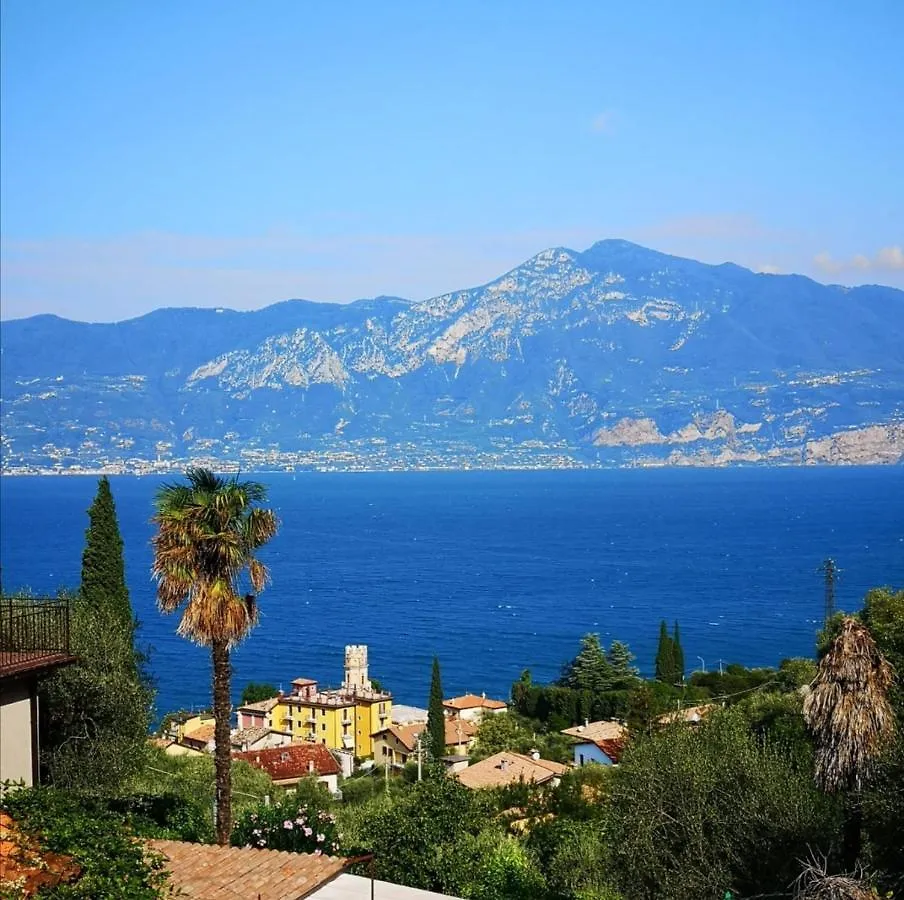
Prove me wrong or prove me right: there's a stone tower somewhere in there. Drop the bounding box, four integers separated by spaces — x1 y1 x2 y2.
344 644 371 693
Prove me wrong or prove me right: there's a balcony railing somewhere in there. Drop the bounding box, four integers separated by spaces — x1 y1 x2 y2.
0 597 72 676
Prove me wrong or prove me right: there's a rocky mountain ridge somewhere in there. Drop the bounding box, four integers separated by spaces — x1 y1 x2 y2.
2 240 902 472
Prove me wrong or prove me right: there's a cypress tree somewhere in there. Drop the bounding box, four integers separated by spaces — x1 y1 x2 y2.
427 657 446 761
40 478 152 790
672 621 685 684
81 476 132 633
655 620 675 683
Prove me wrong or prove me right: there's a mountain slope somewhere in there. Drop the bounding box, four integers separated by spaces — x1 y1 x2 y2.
2 240 902 472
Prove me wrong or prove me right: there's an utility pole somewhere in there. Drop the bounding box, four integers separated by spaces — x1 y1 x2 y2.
416 734 423 782
819 558 839 626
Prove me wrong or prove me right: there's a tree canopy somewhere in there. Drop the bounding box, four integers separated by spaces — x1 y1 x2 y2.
240 682 278 706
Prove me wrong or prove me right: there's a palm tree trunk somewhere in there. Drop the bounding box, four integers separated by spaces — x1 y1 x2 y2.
841 792 863 872
212 637 233 845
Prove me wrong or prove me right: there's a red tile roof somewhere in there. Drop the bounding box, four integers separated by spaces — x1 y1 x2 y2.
594 738 626 763
148 839 346 899
1 813 81 895
234 743 340 782
443 694 507 711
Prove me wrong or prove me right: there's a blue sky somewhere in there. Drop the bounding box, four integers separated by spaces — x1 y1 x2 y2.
1 1 902 321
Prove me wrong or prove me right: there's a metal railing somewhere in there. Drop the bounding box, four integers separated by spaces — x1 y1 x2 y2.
0 597 71 665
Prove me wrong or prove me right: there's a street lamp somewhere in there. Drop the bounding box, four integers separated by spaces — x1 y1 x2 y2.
697 656 706 673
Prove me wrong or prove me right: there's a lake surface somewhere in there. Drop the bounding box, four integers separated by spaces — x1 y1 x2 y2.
1 468 902 719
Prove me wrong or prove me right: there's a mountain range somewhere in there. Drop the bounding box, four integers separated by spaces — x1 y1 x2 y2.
2 239 902 473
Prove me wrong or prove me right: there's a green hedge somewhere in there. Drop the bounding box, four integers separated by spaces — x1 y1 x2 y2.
0 785 169 899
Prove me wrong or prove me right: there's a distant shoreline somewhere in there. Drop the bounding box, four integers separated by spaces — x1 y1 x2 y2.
2 460 901 477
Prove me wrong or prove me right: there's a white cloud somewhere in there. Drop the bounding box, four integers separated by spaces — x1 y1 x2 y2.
756 263 781 274
875 246 904 270
590 111 616 134
813 246 904 277
813 251 843 275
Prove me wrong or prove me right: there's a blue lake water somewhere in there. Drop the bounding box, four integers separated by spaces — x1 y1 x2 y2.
1 468 902 719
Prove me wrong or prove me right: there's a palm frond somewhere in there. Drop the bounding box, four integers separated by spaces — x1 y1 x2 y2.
150 467 278 649
803 616 895 793
793 852 876 899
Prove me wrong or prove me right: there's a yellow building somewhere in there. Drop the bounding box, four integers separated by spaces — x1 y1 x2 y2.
271 646 391 759
164 712 215 743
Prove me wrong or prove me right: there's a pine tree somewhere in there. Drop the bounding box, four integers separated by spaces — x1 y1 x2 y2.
427 657 446 762
81 476 132 633
566 633 615 693
655 620 675 683
607 640 639 688
672 621 685 684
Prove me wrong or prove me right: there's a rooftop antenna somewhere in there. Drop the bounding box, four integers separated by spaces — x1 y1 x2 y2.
818 558 840 626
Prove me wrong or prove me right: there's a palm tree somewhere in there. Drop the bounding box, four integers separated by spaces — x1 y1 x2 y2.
151 468 278 844
803 616 895 870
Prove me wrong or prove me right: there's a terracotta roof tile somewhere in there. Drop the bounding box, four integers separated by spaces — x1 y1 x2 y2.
456 751 568 789
593 738 626 763
561 720 627 743
238 697 280 714
149 840 346 899
182 723 216 746
443 694 507 711
1 813 81 895
375 719 477 752
234 743 340 782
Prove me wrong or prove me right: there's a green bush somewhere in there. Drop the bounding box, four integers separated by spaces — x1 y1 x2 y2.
107 792 213 843
232 793 341 854
603 709 841 900
453 828 548 900
352 775 490 894
0 785 169 899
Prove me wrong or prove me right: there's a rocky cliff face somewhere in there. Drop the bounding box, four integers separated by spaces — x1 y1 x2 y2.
1 240 902 472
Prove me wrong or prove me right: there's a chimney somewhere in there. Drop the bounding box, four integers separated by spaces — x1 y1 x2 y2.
499 758 508 772
308 760 315 773
584 718 589 728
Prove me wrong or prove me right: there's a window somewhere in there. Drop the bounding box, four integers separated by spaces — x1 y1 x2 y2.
322 724 326 732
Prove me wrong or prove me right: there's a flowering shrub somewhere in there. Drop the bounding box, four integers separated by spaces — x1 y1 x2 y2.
231 795 342 856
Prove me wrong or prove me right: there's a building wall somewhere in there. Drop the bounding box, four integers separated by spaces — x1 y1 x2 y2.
237 709 266 730
277 773 340 795
573 742 614 767
171 714 214 742
448 705 505 724
354 698 391 758
271 695 391 758
372 731 414 766
272 699 356 752
0 678 36 786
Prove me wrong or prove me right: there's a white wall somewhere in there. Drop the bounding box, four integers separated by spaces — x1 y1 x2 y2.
573 742 614 767
0 679 35 786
